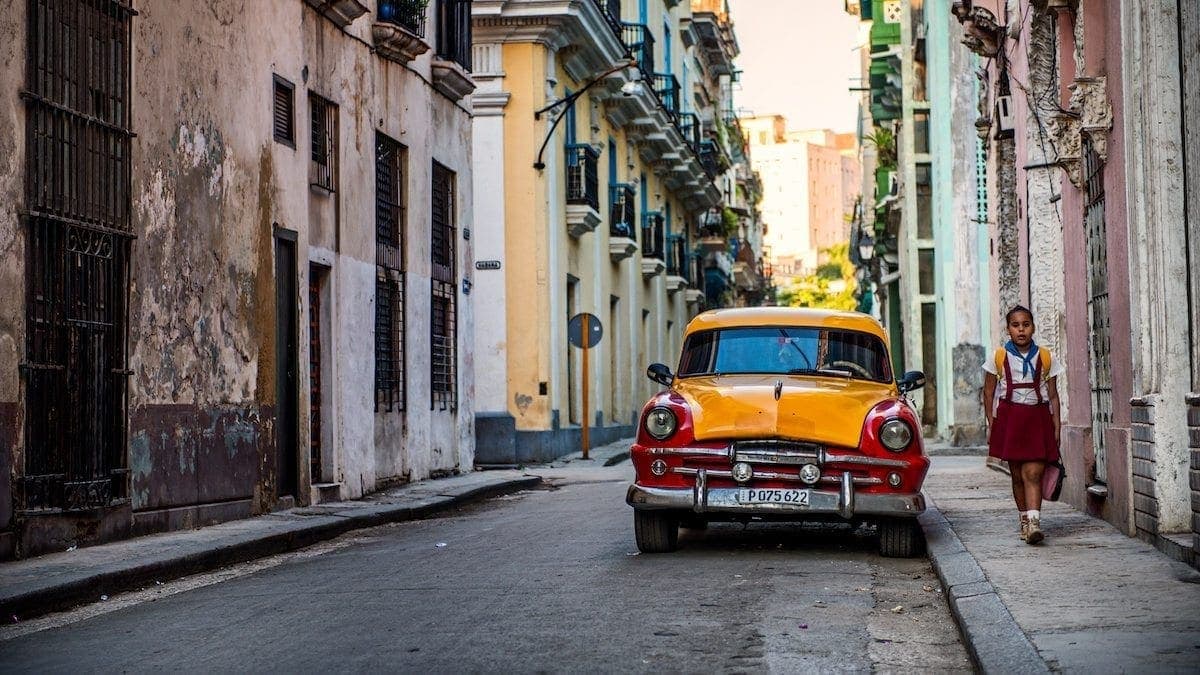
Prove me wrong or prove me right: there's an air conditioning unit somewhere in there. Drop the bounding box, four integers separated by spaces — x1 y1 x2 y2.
995 95 1015 138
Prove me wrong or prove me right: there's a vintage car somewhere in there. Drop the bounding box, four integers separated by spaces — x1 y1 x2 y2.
626 307 929 557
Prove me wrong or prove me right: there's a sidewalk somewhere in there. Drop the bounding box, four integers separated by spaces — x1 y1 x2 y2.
0 438 634 624
921 455 1200 674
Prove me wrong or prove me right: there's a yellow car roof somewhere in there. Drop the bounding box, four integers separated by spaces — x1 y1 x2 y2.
684 307 888 341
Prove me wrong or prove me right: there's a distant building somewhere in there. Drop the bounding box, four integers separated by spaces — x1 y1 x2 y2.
741 117 860 284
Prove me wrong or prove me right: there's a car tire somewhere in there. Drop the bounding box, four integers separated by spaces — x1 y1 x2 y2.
634 510 680 553
878 518 923 558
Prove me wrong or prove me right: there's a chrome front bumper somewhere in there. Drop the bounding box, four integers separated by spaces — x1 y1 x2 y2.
626 469 925 519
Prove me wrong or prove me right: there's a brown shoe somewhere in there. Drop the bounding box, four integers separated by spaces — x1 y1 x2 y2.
1020 517 1029 541
1026 517 1044 545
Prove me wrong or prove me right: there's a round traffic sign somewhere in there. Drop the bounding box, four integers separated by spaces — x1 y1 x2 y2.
568 312 603 349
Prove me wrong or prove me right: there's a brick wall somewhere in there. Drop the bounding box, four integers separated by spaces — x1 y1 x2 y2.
1188 394 1200 554
1130 397 1158 538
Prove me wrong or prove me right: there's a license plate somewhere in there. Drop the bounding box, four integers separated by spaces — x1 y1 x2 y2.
738 488 810 506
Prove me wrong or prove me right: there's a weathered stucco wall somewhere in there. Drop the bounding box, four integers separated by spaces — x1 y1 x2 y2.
0 5 26 540
126 1 476 511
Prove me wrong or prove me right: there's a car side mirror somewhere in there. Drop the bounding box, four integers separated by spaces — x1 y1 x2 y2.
897 370 926 393
646 363 674 387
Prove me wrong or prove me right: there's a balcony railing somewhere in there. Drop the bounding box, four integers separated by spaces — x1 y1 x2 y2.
436 0 472 71
699 141 719 177
379 0 426 36
621 23 656 84
666 235 688 277
592 0 623 40
690 254 706 293
653 73 680 121
642 212 665 259
678 112 701 155
610 183 636 238
566 144 600 210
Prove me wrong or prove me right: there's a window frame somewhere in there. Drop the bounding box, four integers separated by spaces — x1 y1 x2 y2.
273 74 295 148
309 92 338 192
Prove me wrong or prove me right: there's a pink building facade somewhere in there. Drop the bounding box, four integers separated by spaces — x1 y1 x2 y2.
956 0 1200 564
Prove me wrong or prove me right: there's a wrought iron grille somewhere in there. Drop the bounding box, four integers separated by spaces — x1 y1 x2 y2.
678 112 701 155
592 0 623 39
653 73 680 121
621 23 656 84
375 133 406 411
642 212 665 260
22 0 135 511
1084 137 1111 482
436 0 472 71
378 0 426 36
699 141 719 178
431 162 457 410
431 280 457 411
666 234 687 277
566 144 600 210
309 93 337 192
609 183 636 238
273 75 295 147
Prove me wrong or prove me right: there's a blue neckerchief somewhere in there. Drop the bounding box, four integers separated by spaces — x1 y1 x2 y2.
1004 340 1038 378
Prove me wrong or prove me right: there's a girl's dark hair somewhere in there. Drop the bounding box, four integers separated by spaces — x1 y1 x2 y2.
1005 305 1034 323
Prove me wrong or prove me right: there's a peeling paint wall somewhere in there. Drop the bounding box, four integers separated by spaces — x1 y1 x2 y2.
0 5 26 543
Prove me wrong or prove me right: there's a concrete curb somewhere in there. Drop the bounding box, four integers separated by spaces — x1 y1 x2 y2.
603 450 631 467
0 475 541 623
918 496 1049 674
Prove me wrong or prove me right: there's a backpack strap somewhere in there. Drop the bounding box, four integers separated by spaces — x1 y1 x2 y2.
1038 346 1052 376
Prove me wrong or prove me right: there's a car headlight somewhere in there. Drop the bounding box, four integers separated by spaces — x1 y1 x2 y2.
644 407 678 440
879 419 913 452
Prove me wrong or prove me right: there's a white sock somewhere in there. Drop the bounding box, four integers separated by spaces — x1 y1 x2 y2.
1028 509 1040 521
1019 511 1028 520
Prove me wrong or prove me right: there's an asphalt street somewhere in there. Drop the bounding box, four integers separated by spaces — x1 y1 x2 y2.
0 462 970 672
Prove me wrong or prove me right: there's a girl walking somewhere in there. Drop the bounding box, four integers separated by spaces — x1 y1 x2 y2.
982 306 1063 545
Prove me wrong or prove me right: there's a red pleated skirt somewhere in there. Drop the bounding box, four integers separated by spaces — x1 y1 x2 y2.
988 400 1059 462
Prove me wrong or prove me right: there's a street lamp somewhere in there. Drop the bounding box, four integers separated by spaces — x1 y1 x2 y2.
858 231 875 262
532 59 639 170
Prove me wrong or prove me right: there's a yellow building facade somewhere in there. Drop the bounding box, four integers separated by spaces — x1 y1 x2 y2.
472 0 725 461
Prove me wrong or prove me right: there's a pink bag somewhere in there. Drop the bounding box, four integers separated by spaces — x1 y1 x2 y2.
1042 461 1065 501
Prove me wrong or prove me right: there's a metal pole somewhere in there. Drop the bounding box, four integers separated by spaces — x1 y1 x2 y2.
581 315 590 460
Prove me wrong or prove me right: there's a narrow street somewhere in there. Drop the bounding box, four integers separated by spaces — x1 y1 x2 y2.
0 463 969 672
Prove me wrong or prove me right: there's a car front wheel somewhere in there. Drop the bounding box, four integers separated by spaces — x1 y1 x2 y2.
878 518 923 558
634 510 680 553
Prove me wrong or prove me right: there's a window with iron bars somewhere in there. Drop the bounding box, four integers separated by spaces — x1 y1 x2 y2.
431 161 457 410
309 93 337 192
375 132 407 411
22 0 134 511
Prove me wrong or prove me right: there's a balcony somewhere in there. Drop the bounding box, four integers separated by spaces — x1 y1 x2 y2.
685 252 706 306
665 234 688 293
621 23 657 85
432 0 475 100
641 211 666 278
653 73 681 122
374 0 430 65
565 144 601 238
678 112 701 155
609 183 638 262
305 0 368 27
591 0 623 40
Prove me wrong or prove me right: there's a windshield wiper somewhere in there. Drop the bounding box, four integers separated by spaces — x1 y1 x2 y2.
787 368 853 379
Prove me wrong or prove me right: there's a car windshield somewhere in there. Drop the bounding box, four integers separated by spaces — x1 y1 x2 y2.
676 326 893 383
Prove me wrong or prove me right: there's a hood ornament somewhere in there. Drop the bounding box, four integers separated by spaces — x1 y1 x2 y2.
774 380 783 401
